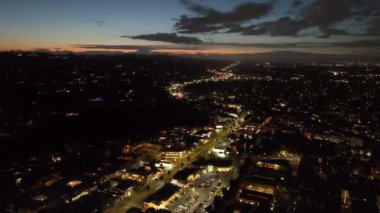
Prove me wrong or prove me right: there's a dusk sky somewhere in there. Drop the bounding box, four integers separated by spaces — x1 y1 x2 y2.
1 0 379 55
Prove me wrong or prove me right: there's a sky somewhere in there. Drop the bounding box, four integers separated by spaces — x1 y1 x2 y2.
0 0 379 56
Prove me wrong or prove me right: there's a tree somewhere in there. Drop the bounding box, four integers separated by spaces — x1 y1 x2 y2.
213 196 224 212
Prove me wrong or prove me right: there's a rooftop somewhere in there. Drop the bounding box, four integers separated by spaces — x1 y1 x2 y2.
114 179 137 191
144 183 180 205
193 158 233 168
239 189 273 203
128 167 156 177
173 167 200 181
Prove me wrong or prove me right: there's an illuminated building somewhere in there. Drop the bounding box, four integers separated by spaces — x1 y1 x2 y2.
341 189 351 211
143 183 180 210
66 180 82 188
110 179 137 198
171 168 200 186
256 161 281 171
235 175 277 209
121 167 156 183
255 159 291 174
237 189 273 206
240 176 276 196
194 129 213 138
161 147 188 160
193 159 233 173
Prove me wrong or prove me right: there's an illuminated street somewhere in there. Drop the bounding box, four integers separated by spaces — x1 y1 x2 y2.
106 127 232 212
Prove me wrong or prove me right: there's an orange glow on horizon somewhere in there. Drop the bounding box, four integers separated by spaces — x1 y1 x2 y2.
151 48 258 55
0 44 265 55
70 47 138 53
0 46 139 54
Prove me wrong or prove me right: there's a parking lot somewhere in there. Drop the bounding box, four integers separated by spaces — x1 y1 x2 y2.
167 170 233 213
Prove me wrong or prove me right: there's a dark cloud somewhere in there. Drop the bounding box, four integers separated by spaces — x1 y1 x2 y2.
333 39 380 47
73 44 147 49
71 44 209 54
366 18 380 36
239 17 308 36
297 0 379 37
174 0 274 34
318 28 349 38
73 39 380 53
301 0 355 27
181 0 215 16
73 44 146 51
122 33 203 44
292 0 302 7
174 16 226 33
209 39 380 49
176 0 380 37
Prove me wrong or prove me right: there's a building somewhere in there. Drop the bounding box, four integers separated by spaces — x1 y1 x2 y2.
237 189 273 207
108 179 137 198
237 176 277 208
194 129 213 138
240 176 277 196
193 159 233 173
143 183 180 210
161 147 188 161
255 159 290 172
172 168 200 186
254 159 292 181
121 166 156 183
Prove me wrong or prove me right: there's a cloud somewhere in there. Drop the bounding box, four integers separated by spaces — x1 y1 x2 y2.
72 39 380 53
174 0 274 34
176 0 380 38
292 0 302 7
301 0 355 27
72 44 150 49
70 44 209 54
238 17 308 36
333 39 380 47
318 28 349 38
94 19 105 27
180 0 215 16
366 18 380 36
292 0 380 37
122 33 203 44
71 44 150 54
216 39 380 49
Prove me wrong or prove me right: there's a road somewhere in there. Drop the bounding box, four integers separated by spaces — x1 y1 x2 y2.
105 128 231 213
106 62 239 212
167 62 239 99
